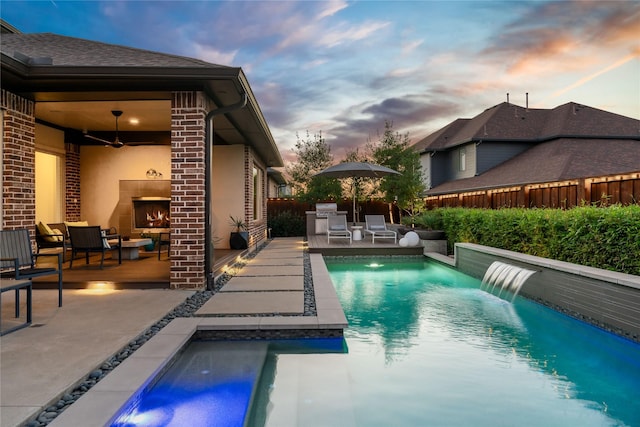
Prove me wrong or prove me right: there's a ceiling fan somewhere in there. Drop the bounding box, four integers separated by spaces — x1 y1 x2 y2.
84 110 162 148
84 110 126 148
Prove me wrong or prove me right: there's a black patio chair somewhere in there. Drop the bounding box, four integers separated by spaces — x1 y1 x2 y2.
35 223 68 262
0 228 64 307
158 232 170 260
67 226 122 269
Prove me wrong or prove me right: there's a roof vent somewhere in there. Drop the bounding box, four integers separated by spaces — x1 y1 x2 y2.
13 51 53 65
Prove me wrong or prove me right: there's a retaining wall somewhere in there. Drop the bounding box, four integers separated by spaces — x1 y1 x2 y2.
453 243 640 342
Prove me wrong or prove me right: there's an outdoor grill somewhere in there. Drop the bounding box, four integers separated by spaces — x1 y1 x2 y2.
314 203 338 234
314 203 338 217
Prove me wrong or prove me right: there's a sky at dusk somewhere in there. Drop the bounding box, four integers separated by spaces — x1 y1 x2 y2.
2 0 639 163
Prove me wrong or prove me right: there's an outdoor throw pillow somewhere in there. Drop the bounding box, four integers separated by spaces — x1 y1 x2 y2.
64 220 89 228
101 230 111 249
38 222 62 242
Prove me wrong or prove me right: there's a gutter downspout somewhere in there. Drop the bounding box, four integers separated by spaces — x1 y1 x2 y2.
204 92 248 289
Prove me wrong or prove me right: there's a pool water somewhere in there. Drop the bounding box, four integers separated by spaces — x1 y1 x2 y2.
114 258 640 426
315 258 640 427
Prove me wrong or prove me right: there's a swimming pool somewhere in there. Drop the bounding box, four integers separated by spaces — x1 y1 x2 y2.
115 257 640 426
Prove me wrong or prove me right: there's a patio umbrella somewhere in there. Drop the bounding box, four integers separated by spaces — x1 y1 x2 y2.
314 162 401 224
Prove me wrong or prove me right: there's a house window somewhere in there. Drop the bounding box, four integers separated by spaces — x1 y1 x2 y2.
459 148 466 172
253 165 263 220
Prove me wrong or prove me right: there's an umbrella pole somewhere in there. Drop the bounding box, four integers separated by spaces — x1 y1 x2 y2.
352 187 357 225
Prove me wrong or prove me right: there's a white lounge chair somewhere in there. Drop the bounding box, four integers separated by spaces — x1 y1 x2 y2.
327 214 352 244
364 215 397 244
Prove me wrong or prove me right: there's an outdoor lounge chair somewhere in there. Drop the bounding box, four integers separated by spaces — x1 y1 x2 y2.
0 228 64 306
327 214 352 244
364 215 397 244
68 226 122 269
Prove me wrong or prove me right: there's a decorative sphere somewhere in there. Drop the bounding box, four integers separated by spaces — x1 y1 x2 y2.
399 237 409 247
405 231 420 246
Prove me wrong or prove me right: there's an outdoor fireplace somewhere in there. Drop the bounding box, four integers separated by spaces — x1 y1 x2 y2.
132 197 170 232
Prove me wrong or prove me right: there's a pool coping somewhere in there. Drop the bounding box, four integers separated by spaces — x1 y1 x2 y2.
48 253 347 427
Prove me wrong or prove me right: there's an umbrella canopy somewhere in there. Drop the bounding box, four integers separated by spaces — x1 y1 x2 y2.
314 162 401 223
314 162 401 179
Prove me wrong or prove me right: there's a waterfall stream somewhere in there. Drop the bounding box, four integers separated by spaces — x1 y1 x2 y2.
481 261 537 302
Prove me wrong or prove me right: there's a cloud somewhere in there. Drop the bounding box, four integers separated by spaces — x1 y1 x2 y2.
552 52 640 98
192 44 238 66
401 39 424 56
317 0 349 19
481 1 640 77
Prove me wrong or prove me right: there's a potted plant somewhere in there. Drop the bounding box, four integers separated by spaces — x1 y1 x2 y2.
229 215 249 249
140 231 158 251
414 209 446 240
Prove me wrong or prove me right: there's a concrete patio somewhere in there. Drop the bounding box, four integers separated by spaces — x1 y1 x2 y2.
0 237 348 427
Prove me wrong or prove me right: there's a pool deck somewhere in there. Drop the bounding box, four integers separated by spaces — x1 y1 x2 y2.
0 237 348 427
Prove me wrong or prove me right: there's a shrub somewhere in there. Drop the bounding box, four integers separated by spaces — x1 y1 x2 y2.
416 205 640 275
268 211 305 237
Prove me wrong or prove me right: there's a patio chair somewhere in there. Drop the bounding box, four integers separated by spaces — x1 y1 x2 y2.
35 222 68 262
364 215 397 244
158 232 170 260
327 214 352 244
0 228 64 307
68 226 122 269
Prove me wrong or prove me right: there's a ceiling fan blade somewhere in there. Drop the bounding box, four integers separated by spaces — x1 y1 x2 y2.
84 133 124 148
124 140 159 146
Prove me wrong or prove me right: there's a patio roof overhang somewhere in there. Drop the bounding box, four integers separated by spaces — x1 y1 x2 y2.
1 54 283 167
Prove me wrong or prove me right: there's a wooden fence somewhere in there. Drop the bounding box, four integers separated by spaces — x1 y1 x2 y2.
425 173 640 209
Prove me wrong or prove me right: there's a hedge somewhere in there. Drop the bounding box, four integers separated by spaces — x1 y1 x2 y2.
267 210 306 237
412 205 640 276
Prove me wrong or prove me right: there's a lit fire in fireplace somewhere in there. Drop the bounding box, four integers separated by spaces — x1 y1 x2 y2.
146 210 170 228
132 198 170 230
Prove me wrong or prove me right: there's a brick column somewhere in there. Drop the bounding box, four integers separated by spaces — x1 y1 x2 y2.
1 89 36 231
170 92 208 289
64 142 81 220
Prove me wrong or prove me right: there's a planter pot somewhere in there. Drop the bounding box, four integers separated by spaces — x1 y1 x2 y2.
229 231 249 249
416 230 446 240
144 243 156 251
399 228 446 240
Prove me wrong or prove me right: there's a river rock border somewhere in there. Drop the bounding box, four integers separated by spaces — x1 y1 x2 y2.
26 240 315 427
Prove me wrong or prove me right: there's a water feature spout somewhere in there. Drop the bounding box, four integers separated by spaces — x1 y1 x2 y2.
481 261 537 302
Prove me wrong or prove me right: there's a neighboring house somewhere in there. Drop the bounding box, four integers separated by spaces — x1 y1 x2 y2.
412 101 640 208
1 21 283 289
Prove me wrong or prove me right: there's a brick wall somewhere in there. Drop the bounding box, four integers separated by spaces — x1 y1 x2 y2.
64 142 81 220
170 92 208 289
244 146 268 249
1 89 36 231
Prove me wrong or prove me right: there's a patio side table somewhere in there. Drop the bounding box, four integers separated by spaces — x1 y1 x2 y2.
0 278 32 336
351 226 363 241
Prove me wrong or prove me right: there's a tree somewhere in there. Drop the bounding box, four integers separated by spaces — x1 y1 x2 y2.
369 121 426 223
286 131 342 203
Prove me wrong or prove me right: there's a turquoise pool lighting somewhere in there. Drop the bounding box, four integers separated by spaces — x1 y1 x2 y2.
317 257 640 426
112 258 640 426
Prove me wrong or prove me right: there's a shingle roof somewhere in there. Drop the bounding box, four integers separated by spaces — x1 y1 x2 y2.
413 102 640 152
1 33 229 69
426 138 640 195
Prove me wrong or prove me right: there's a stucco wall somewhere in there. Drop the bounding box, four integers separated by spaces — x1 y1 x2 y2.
211 144 245 249
80 145 171 228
